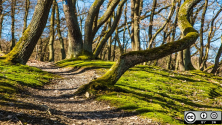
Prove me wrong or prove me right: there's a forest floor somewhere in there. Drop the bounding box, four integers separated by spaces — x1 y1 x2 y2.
0 60 153 125
1 59 222 125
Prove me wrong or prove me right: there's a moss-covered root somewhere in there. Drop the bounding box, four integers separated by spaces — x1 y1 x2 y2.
74 79 115 97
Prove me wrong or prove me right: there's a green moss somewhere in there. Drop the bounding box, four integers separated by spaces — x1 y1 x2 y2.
0 60 57 95
97 65 222 124
55 59 222 124
3 27 31 64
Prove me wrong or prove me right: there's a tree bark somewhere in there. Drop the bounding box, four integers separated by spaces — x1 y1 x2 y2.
130 0 135 50
3 0 53 64
84 0 105 54
178 51 185 71
183 47 195 70
0 0 3 51
92 0 120 39
55 0 66 59
48 1 55 62
63 0 83 58
147 0 157 49
23 0 30 33
113 39 116 61
10 0 16 50
93 0 126 58
133 0 141 51
211 35 222 74
199 0 208 69
75 0 201 96
200 7 222 70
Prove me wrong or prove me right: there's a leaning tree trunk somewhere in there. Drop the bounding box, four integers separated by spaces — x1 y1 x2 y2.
75 0 201 96
3 0 53 64
63 0 83 58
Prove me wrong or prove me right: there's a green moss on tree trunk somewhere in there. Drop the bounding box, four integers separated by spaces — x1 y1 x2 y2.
75 0 201 96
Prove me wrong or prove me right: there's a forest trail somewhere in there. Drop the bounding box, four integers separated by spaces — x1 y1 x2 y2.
5 61 152 125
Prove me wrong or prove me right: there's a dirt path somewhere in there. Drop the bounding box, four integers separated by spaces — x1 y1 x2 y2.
1 61 153 125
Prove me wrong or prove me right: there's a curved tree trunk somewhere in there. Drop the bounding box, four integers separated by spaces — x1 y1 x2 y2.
3 0 53 64
63 0 83 58
75 0 201 96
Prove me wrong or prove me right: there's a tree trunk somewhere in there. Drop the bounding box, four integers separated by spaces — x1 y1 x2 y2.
84 0 105 54
199 0 208 69
178 51 185 71
10 0 16 50
48 1 55 62
183 47 195 70
130 0 135 50
113 39 116 61
55 0 66 59
75 0 201 96
23 0 30 33
166 55 172 70
200 7 222 70
0 0 3 51
93 0 126 58
115 28 124 55
63 0 83 58
3 0 53 64
133 0 141 51
92 0 120 39
107 17 112 61
148 0 176 49
147 0 157 49
211 35 222 74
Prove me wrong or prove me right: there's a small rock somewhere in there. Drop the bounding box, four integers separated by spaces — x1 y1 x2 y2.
50 118 57 120
148 119 152 123
85 92 90 98
7 115 13 119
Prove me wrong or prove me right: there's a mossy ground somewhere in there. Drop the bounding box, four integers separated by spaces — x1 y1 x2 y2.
56 58 114 69
57 59 222 124
0 61 56 101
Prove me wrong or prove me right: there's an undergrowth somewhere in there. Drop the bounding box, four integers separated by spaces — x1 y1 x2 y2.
57 59 222 124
